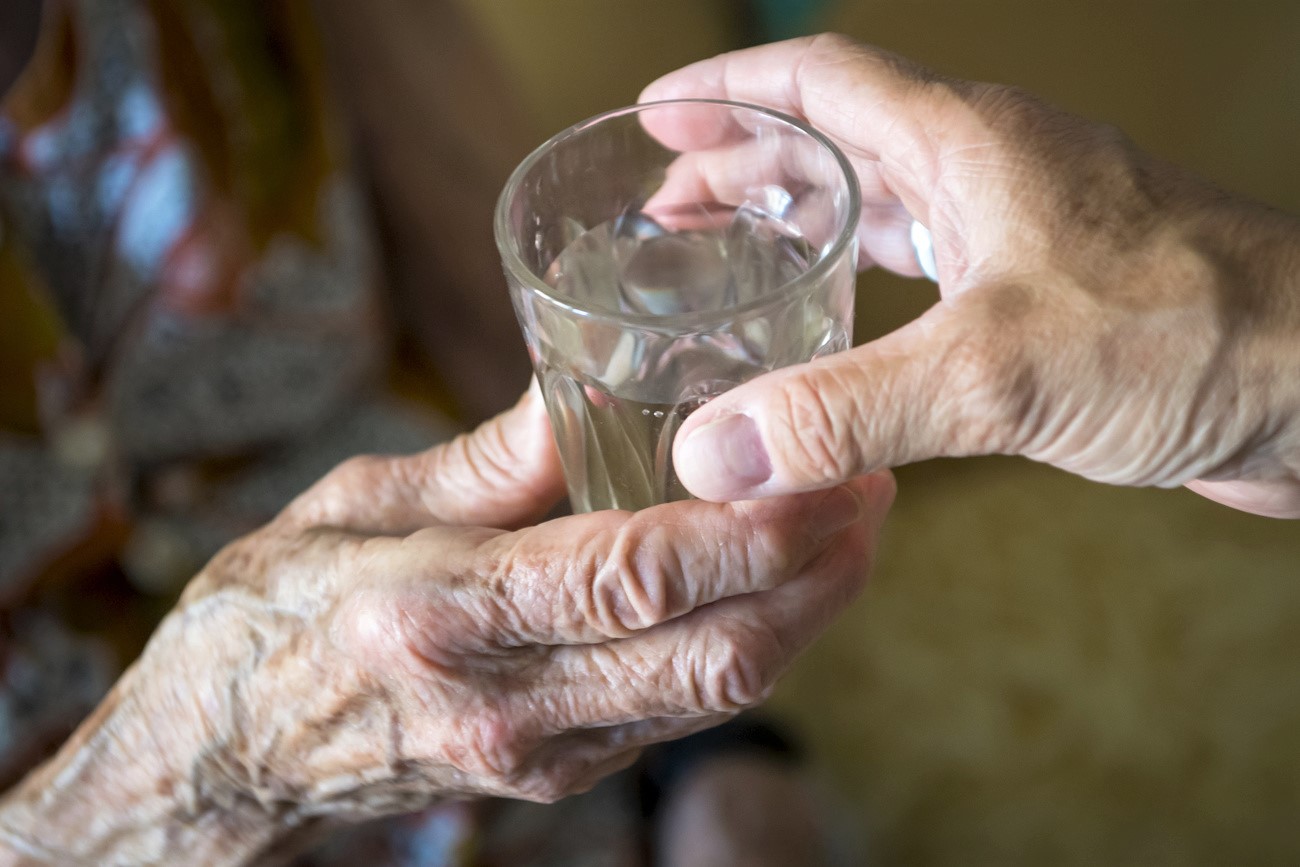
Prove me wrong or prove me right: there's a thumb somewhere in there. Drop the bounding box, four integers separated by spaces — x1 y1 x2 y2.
673 307 1013 501
288 382 566 533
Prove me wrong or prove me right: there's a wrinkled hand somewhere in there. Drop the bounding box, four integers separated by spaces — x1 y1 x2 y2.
2 387 892 864
643 34 1300 518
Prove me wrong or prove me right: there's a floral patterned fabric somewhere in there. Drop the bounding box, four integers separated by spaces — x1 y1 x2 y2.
0 0 473 861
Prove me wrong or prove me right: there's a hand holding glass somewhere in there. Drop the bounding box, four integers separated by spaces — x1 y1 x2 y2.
496 100 859 512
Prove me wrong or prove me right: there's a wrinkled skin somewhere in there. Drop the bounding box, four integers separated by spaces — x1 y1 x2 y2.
645 34 1300 518
0 387 892 866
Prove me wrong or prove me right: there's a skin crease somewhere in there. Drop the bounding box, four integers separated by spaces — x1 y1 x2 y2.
0 387 894 865
645 34 1300 518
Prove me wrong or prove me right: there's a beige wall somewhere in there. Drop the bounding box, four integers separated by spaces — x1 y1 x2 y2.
831 0 1300 342
832 1 1300 211
461 0 734 130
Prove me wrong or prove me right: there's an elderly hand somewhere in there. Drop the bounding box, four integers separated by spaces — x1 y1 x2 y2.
0 386 892 866
643 34 1300 518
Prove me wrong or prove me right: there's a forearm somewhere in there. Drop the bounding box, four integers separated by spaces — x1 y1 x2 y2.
0 586 301 866
0 669 281 867
0 571 446 866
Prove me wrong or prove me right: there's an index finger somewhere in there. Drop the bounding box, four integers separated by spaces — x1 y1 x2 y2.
474 477 885 647
640 33 949 219
370 475 889 654
648 135 924 275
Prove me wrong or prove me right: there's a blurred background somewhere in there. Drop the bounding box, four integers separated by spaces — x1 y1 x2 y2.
1 0 1299 864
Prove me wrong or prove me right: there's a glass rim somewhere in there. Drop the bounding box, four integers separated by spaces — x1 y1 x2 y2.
494 98 861 330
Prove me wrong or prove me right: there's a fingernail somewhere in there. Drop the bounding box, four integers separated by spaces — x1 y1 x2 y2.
810 486 865 541
677 413 772 498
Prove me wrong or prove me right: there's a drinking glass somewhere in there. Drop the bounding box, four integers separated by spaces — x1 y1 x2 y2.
496 99 859 512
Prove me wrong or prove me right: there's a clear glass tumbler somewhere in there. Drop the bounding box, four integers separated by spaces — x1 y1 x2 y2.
496 99 859 512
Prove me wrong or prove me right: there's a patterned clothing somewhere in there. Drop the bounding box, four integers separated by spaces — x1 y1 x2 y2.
0 0 467 861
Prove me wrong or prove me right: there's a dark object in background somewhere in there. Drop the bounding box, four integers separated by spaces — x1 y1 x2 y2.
0 0 42 99
729 0 833 44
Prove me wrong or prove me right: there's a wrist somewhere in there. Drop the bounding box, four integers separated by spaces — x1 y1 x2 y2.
1179 195 1300 483
0 628 284 866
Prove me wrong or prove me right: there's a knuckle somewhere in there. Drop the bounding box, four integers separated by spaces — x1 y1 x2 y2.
333 591 462 679
1090 119 1135 153
568 514 673 637
694 627 779 712
331 596 391 662
331 597 397 670
517 777 569 804
335 453 384 480
965 83 1105 163
806 32 924 85
451 708 533 782
967 83 1043 130
770 371 864 483
805 31 858 57
601 521 678 630
964 83 1129 179
281 454 386 527
512 759 589 804
325 454 388 499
